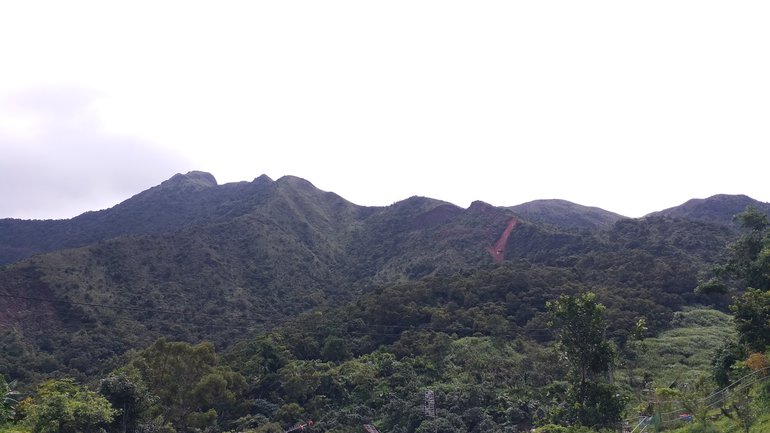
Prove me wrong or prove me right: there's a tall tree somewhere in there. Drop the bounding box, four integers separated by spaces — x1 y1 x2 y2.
130 338 245 432
24 378 115 433
547 292 624 429
98 369 156 433
698 205 770 295
731 288 770 352
723 206 770 291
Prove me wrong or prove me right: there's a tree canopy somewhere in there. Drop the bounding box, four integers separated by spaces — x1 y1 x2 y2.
24 378 115 433
129 338 245 432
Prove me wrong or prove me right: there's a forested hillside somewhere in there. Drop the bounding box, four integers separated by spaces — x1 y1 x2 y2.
0 178 738 384
2 173 770 433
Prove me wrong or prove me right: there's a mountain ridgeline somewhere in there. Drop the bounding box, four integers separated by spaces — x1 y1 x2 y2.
647 194 770 226
0 172 765 384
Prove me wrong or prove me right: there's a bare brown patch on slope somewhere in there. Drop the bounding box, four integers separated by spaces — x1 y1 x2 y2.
487 218 518 263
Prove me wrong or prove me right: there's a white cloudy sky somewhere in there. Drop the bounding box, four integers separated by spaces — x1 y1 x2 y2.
1 1 768 220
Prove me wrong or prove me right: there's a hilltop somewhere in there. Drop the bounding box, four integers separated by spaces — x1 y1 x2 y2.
646 194 770 226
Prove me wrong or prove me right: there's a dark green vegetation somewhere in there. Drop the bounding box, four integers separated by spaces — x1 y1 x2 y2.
2 172 770 432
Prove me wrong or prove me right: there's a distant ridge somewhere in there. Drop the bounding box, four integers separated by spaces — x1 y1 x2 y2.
508 199 627 230
646 194 770 226
3 173 763 265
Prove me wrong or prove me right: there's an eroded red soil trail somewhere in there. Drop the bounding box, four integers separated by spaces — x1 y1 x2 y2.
487 218 518 263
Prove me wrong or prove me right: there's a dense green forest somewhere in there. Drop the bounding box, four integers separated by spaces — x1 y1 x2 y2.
0 174 738 385
2 174 770 432
0 212 735 385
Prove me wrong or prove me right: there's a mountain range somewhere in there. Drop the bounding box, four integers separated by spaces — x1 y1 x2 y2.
0 171 767 382
3 171 765 266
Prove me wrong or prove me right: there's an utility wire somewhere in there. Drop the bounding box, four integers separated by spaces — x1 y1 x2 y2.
653 367 770 425
0 292 557 338
0 292 263 321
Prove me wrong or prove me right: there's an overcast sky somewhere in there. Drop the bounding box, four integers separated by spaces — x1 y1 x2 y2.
1 1 768 220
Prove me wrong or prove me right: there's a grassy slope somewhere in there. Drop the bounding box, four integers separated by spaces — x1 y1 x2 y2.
637 308 736 387
620 308 770 433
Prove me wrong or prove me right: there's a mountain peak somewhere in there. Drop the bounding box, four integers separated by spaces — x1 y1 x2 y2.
468 200 495 212
647 194 770 226
276 175 315 188
253 174 274 184
162 171 218 189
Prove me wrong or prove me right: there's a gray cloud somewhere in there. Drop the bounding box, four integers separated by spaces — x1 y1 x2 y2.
0 86 192 219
